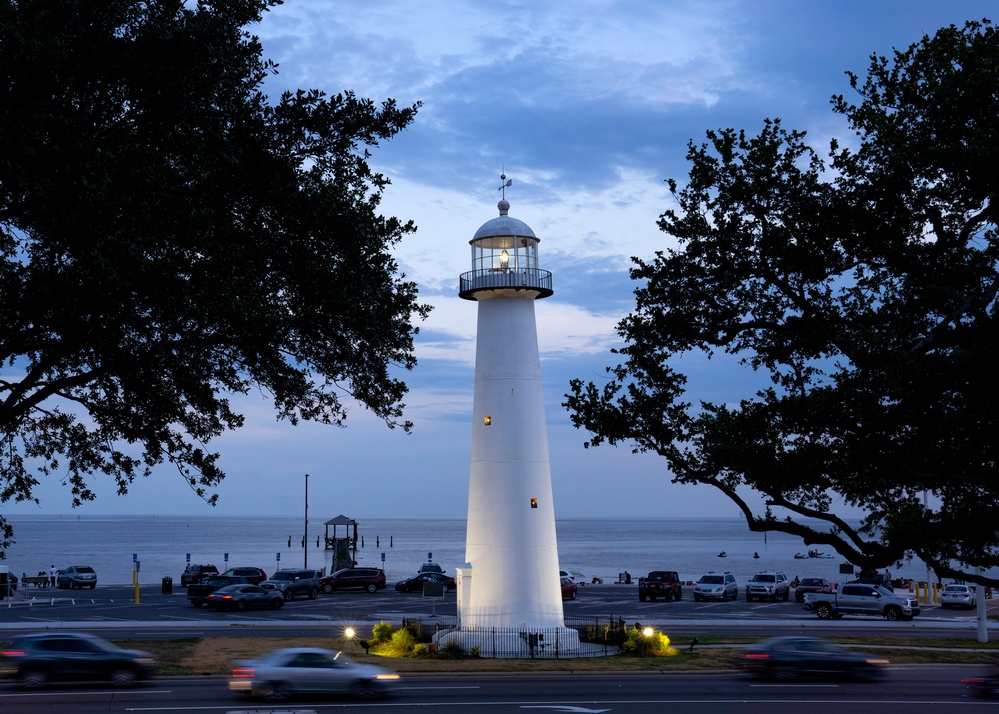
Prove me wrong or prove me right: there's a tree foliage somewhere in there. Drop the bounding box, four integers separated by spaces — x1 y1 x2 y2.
565 20 999 584
0 0 429 554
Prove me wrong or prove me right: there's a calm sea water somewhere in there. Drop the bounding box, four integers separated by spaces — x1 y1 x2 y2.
0 514 932 587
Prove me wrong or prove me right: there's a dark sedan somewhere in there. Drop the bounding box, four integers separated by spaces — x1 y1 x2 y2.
205 584 284 611
742 636 888 681
394 572 456 593
1 632 156 688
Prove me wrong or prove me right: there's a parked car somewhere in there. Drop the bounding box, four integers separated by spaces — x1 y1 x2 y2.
229 647 398 700
742 636 887 681
941 583 977 609
394 572 456 593
559 570 575 581
260 569 321 601
638 570 682 602
803 583 919 621
320 567 386 594
851 573 893 590
746 572 790 602
560 576 578 600
693 572 738 601
56 565 97 590
205 584 284 611
187 575 250 607
794 577 832 603
0 632 156 688
181 564 219 587
221 567 268 585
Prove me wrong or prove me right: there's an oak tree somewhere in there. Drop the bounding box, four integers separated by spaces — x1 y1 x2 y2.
0 0 428 554
565 20 999 585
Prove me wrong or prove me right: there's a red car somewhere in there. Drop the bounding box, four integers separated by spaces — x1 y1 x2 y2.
561 576 578 600
794 577 832 603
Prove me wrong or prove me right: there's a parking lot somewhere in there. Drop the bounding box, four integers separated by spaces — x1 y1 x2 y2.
2 580 996 634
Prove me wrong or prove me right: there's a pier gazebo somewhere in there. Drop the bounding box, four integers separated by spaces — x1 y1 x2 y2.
324 515 358 572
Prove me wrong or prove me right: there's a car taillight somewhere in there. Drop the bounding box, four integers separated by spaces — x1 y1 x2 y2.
232 668 255 678
2 650 25 657
222 595 233 599
745 654 769 660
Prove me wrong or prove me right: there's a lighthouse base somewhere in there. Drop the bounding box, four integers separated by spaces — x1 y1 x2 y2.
435 625 581 658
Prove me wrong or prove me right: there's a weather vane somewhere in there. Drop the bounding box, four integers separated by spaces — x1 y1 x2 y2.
498 171 512 200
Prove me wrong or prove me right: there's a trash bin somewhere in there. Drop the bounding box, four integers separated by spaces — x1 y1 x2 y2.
161 576 173 594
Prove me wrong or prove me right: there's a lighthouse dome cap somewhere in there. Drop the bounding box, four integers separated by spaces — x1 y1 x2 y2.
472 198 537 241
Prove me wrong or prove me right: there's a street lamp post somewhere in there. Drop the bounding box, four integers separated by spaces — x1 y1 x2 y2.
304 473 309 569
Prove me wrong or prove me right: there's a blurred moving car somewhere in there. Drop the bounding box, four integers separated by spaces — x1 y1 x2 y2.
794 577 832 603
229 647 399 700
205 584 284 611
1 632 156 688
941 583 977 609
742 636 887 681
962 664 999 699
187 575 250 607
560 576 578 600
181 563 219 587
693 572 738 601
56 565 97 590
221 567 268 585
320 567 386 593
394 572 456 593
260 569 321 601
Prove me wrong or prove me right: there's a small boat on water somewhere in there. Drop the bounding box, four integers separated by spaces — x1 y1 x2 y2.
717 551 727 558
795 551 835 559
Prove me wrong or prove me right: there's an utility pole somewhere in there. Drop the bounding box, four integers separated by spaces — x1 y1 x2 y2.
304 473 309 569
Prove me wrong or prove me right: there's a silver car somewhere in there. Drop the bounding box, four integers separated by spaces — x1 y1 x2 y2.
693 571 738 601
56 565 97 590
941 583 976 609
229 647 399 700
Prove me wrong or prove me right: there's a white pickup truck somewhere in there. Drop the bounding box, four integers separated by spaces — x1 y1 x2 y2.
802 583 920 621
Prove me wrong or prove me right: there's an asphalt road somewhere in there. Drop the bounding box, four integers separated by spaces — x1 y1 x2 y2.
0 668 991 713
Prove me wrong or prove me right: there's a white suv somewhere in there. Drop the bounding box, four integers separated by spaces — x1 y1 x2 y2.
746 571 790 601
693 571 738 601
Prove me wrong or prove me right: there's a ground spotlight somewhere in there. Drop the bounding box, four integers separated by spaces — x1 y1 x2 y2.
344 627 356 639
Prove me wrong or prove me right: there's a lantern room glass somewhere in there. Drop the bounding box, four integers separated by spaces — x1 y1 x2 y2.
471 236 539 272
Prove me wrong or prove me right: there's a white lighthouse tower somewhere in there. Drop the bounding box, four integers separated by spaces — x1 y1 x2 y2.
451 178 579 654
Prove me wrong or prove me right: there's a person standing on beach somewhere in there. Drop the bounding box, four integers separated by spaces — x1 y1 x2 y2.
49 565 57 588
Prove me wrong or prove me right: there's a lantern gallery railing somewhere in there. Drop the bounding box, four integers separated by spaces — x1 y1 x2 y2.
459 268 553 299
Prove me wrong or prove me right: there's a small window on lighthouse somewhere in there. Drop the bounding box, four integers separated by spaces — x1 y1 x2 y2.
483 416 492 425
530 498 538 509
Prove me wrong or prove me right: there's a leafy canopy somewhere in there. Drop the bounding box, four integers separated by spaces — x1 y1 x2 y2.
565 20 999 585
0 0 429 554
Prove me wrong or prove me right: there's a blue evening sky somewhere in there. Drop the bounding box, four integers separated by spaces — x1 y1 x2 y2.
7 1 992 520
